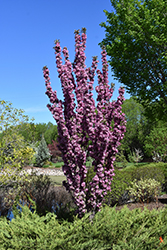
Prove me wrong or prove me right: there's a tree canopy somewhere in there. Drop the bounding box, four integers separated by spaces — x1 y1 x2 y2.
100 0 167 120
119 96 150 157
0 100 34 185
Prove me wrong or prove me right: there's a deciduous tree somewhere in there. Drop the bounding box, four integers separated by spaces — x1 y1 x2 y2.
0 100 34 185
100 0 167 121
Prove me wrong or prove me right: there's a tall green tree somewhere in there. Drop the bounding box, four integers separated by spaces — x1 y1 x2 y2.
144 120 167 162
17 122 36 143
100 0 167 121
0 100 35 185
43 122 58 144
33 122 58 144
120 97 150 157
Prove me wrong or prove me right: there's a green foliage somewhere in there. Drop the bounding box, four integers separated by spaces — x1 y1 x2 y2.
35 136 50 167
0 100 32 132
144 124 167 162
86 163 165 206
0 171 52 216
84 166 96 186
18 122 58 145
120 97 150 157
104 169 132 206
147 162 167 192
44 122 58 144
17 122 36 143
125 165 165 188
0 170 75 219
0 100 35 186
128 148 143 164
32 122 58 145
0 205 167 249
114 149 128 168
100 0 167 121
128 178 161 203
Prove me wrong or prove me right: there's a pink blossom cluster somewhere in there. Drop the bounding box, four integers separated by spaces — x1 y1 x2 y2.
43 28 126 217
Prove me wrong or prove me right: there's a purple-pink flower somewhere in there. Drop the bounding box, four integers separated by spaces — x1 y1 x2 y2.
43 28 126 217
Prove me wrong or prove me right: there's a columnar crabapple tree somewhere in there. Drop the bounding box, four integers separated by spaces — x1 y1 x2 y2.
43 28 126 217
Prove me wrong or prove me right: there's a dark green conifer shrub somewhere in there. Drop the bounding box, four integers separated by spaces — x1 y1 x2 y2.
0 205 167 249
104 169 132 206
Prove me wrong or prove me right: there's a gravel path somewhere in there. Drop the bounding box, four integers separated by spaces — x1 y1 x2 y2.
0 167 64 176
23 167 64 176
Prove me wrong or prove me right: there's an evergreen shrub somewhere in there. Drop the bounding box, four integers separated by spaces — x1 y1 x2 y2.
35 136 50 167
104 169 132 206
0 205 167 249
124 165 165 188
148 162 167 192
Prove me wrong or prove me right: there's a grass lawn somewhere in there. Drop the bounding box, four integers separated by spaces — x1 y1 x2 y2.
43 162 64 168
115 161 150 169
46 161 152 186
49 175 66 186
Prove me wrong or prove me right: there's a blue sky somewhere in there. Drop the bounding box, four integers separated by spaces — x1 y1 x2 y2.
0 0 130 125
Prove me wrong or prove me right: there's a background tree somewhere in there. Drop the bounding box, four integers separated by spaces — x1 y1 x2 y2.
35 136 50 167
100 0 167 121
33 123 47 142
47 140 62 163
17 122 36 143
32 122 58 144
43 122 58 144
120 96 150 158
0 99 34 185
144 121 167 162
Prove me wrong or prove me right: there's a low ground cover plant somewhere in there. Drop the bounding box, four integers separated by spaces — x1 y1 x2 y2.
0 204 167 249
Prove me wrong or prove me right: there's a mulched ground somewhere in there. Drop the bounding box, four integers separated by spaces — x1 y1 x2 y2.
116 195 167 211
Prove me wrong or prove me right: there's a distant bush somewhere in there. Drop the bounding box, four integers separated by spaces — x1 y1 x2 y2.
128 178 161 203
47 140 62 163
131 166 165 185
123 165 165 195
144 126 167 162
35 136 50 167
114 149 128 168
104 169 132 206
85 167 131 206
148 162 167 192
85 163 166 207
0 171 75 219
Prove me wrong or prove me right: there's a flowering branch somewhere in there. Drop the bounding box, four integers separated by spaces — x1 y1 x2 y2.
43 28 126 217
